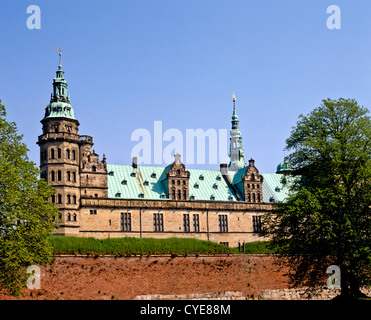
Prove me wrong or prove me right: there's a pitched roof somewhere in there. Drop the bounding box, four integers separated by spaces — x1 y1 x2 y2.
261 173 292 203
107 163 292 203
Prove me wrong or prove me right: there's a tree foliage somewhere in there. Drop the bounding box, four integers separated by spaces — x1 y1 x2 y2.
0 100 58 297
261 98 371 298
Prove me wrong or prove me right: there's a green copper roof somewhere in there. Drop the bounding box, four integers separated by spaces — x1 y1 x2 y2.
43 101 76 120
276 161 293 173
43 59 77 121
261 173 292 203
106 163 292 203
107 164 238 201
107 164 168 200
188 169 237 201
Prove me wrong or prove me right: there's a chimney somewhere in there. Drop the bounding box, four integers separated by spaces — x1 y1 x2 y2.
132 157 138 169
220 163 228 176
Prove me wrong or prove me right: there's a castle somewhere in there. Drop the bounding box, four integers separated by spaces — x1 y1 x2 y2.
37 57 291 247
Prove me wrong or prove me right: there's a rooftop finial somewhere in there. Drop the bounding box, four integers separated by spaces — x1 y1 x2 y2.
232 92 236 112
55 46 62 67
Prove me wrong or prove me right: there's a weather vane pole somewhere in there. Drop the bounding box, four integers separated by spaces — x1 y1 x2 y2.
55 46 62 65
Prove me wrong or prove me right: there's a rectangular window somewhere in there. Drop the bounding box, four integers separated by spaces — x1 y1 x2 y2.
153 213 163 232
252 215 261 233
183 214 190 232
121 212 131 231
89 209 97 215
193 214 200 232
218 215 228 232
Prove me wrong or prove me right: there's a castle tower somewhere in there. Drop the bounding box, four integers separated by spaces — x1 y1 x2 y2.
228 93 246 172
37 53 81 235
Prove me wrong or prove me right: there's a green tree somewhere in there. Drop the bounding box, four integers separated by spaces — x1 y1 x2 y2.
0 100 58 297
261 98 371 299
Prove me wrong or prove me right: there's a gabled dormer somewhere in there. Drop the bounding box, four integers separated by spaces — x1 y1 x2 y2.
166 153 190 200
242 158 263 203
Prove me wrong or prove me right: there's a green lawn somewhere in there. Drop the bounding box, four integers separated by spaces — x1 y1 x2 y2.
51 236 273 256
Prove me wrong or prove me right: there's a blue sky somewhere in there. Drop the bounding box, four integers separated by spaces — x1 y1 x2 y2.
1 0 371 173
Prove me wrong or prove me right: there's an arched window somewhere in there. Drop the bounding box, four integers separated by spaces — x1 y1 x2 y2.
177 169 180 175
257 193 261 202
92 166 96 172
58 194 62 204
58 170 62 181
67 171 70 181
252 193 256 202
72 150 76 160
73 172 76 182
51 170 55 181
66 149 70 159
67 194 71 204
72 195 76 204
58 148 61 159
50 148 55 159
67 213 71 221
183 190 187 200
172 189 175 200
177 190 181 200
51 195 55 203
247 193 251 202
73 213 77 222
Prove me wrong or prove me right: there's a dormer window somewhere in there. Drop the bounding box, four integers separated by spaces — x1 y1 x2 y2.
228 195 234 201
143 180 149 186
151 173 157 179
138 193 144 198
213 183 218 189
194 183 199 189
210 195 215 201
275 187 281 192
108 171 114 176
216 175 221 181
131 172 136 177
116 192 121 197
199 175 204 181
122 179 127 185
160 193 166 199
190 195 195 200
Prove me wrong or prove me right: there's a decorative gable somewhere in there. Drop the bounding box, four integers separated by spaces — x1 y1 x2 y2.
242 158 263 203
166 153 190 200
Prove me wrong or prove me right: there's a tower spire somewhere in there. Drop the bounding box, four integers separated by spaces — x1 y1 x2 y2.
42 51 77 121
228 93 246 172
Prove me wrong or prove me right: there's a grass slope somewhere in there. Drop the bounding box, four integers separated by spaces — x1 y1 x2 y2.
51 236 273 256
